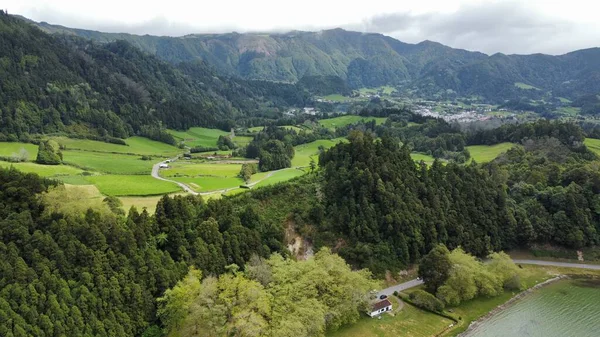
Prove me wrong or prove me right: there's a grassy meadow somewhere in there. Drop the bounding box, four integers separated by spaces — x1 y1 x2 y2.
85 175 180 196
584 138 600 156
54 136 179 156
0 142 39 160
359 86 397 95
319 116 387 130
328 302 451 337
514 82 540 90
321 94 349 102
168 127 230 147
291 138 347 167
252 169 305 188
161 162 242 178
410 153 436 165
467 142 515 163
62 150 155 174
0 161 85 177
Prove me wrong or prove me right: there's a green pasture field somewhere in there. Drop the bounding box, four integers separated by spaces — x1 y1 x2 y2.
248 125 304 133
55 175 92 185
514 82 540 90
168 127 229 147
466 142 515 163
0 160 85 177
358 86 397 95
248 126 264 133
322 94 349 102
233 136 253 147
252 169 305 188
328 301 451 337
171 176 243 192
62 150 155 174
85 175 180 196
0 142 39 160
585 138 600 156
291 138 347 167
410 153 436 165
54 136 179 156
161 162 242 178
319 116 387 129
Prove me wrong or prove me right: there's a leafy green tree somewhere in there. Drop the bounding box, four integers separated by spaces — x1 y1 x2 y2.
36 139 63 165
419 244 451 293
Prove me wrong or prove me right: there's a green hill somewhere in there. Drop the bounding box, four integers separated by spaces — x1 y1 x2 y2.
0 12 306 141
26 18 600 102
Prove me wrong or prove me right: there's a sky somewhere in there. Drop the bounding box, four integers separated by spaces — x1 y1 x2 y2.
6 0 600 55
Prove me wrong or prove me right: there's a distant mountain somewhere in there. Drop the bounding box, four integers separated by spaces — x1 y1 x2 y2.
24 18 600 102
0 13 307 141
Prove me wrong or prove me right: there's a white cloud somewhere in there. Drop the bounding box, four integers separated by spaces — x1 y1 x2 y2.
6 0 600 54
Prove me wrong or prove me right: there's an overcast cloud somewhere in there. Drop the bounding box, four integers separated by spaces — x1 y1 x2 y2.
6 0 600 55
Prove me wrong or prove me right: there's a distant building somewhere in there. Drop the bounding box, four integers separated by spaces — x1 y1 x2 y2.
369 299 392 317
303 107 317 115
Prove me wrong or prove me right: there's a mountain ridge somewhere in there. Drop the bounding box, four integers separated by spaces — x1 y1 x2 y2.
15 15 600 102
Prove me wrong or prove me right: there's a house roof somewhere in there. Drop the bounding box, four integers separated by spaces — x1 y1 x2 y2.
372 299 392 311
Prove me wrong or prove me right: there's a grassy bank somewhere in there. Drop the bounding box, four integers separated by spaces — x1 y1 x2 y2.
331 264 600 337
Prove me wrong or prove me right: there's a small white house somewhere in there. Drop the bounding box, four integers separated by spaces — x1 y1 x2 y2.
159 163 169 169
369 299 392 317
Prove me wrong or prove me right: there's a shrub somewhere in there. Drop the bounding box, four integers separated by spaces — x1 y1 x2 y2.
409 290 445 312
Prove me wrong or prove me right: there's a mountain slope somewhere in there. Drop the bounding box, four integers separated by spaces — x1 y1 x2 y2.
28 18 600 102
0 12 311 140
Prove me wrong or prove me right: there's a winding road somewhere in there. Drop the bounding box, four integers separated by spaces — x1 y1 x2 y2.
151 158 294 196
512 259 600 270
376 259 600 298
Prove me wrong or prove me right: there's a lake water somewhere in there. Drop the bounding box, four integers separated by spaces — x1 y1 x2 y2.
463 278 600 337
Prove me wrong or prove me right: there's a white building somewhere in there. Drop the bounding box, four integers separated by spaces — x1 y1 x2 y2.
369 299 392 317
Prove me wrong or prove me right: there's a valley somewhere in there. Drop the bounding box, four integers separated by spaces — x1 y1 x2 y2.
2 9 600 337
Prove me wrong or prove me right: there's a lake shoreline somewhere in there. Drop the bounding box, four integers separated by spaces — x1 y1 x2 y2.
457 275 567 336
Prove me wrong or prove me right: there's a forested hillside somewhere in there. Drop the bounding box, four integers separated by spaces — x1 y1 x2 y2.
28 18 600 101
0 12 306 141
3 117 600 335
0 167 291 336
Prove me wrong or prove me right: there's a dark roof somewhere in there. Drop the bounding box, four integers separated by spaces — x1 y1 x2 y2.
372 299 392 311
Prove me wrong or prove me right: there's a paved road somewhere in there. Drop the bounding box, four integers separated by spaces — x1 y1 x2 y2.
151 159 199 195
512 259 600 270
151 158 298 196
376 259 600 298
376 278 424 298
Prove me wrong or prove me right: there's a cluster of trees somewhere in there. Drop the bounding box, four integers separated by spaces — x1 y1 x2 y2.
363 109 471 162
419 245 524 306
239 163 258 183
216 135 236 151
35 139 63 165
243 127 298 171
467 119 585 146
158 249 376 337
317 132 512 273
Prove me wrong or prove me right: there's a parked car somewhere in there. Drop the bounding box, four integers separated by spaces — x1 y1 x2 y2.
379 294 387 300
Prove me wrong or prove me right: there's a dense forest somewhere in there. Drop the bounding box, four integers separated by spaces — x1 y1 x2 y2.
0 167 292 337
0 12 310 142
3 116 600 335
